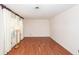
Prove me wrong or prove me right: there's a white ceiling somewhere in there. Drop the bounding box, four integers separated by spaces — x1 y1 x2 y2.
5 4 75 19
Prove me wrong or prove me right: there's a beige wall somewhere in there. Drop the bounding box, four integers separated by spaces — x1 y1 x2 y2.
50 5 79 54
23 19 50 37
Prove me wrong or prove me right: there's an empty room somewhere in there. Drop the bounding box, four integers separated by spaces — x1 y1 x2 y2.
0 4 79 55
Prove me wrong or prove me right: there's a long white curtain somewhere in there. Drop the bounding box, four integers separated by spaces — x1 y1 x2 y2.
19 18 24 40
0 7 24 54
3 8 12 54
0 6 5 55
10 12 17 48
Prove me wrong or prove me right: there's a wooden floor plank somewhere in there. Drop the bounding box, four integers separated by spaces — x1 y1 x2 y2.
7 37 72 55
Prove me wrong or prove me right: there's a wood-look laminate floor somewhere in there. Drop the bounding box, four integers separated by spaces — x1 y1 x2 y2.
7 37 72 55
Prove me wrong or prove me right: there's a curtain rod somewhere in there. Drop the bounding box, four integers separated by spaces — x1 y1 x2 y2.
0 4 24 19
